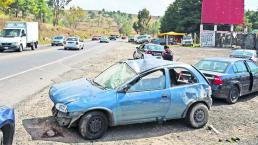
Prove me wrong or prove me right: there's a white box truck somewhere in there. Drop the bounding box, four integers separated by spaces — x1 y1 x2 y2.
0 22 39 52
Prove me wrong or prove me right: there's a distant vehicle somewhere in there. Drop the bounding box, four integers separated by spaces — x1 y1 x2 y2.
109 35 117 40
64 37 84 50
152 38 175 45
0 106 15 145
133 44 165 59
181 36 193 46
0 22 39 52
121 36 127 40
128 36 135 42
49 59 212 140
51 36 65 46
230 49 257 64
195 57 258 104
100 37 109 43
136 35 151 44
92 36 101 41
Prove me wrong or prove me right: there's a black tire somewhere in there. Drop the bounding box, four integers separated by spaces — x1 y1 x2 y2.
18 45 23 52
140 54 144 59
35 42 38 49
0 130 3 145
31 43 35 50
133 51 137 59
64 47 67 50
226 86 239 104
79 111 108 140
186 103 209 128
0 50 3 52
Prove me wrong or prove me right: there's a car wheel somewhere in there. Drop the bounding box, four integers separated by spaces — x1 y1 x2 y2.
0 130 3 145
79 111 108 140
31 43 35 50
133 51 138 59
186 103 208 128
18 45 23 52
64 47 67 50
226 86 239 104
140 54 144 59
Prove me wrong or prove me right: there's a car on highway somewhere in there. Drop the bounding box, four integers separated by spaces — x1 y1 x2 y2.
195 57 258 104
230 49 257 64
49 59 212 140
136 35 151 44
121 36 127 40
51 36 66 46
128 36 135 42
99 36 109 43
92 36 101 41
109 35 117 41
133 44 165 59
64 37 84 50
0 106 15 145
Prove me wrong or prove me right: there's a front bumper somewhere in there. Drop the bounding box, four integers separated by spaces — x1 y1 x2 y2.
52 107 83 128
0 45 19 50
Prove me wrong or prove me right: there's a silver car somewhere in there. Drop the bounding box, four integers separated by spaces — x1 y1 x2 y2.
64 37 84 50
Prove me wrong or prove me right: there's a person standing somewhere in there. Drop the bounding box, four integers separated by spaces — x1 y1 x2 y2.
162 45 173 61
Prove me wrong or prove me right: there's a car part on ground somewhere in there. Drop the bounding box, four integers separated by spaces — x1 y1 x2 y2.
49 59 212 140
195 57 258 104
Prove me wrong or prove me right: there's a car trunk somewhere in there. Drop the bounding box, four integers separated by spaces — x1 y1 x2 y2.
200 70 226 84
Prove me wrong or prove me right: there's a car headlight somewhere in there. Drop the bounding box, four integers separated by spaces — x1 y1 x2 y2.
55 103 68 113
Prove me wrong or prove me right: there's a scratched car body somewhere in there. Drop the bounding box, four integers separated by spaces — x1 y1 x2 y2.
49 59 212 140
0 106 15 145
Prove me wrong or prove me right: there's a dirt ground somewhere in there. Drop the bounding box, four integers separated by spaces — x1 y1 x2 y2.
13 42 258 145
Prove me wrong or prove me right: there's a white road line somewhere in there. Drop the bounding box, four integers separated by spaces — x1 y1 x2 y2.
0 43 109 82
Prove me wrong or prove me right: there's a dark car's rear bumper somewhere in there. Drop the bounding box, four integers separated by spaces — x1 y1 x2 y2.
211 84 230 99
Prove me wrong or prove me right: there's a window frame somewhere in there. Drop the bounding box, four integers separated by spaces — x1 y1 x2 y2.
234 61 249 74
126 69 167 93
168 67 199 88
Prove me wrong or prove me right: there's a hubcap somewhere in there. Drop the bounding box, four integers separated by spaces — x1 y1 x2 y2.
89 118 102 134
194 109 205 123
231 89 238 101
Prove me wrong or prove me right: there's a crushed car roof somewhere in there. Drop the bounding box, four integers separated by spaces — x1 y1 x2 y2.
124 59 184 73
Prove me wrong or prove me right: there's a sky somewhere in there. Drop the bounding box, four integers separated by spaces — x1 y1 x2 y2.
68 0 258 16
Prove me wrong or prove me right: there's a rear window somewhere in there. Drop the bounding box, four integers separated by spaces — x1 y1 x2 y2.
55 36 64 39
195 60 229 73
146 45 164 51
67 38 78 41
231 51 254 57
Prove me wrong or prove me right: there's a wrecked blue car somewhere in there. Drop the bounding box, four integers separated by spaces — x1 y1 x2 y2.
0 106 15 145
49 59 212 140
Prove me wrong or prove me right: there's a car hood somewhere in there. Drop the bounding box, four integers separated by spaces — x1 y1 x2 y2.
50 79 108 105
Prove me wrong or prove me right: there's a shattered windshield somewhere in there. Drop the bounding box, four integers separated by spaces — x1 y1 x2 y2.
94 63 137 89
1 29 21 37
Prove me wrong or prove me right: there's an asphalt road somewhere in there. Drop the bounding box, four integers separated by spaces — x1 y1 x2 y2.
0 40 123 106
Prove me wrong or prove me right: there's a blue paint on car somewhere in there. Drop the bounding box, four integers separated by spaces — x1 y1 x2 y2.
0 106 15 145
49 58 212 139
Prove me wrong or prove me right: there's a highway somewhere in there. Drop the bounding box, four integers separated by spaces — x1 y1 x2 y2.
0 40 123 106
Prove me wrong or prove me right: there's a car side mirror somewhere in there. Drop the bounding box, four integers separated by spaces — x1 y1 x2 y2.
118 85 130 93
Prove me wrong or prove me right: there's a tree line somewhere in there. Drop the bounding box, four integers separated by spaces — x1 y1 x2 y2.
0 0 86 27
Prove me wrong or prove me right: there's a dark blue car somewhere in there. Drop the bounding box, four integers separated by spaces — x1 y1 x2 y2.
0 106 15 145
195 57 258 104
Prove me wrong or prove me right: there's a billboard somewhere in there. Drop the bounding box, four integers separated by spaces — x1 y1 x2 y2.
200 31 215 47
201 0 244 25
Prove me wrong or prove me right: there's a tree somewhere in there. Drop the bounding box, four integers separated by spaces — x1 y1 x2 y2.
33 0 51 22
136 8 151 34
48 0 73 26
10 0 35 18
0 0 14 12
119 22 132 36
133 22 140 34
65 6 86 28
147 21 160 36
161 0 202 33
